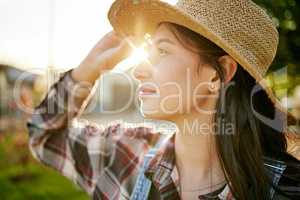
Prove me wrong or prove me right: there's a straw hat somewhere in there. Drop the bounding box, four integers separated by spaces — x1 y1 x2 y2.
108 0 298 131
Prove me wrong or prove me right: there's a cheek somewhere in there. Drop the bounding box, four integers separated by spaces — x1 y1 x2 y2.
141 54 203 115
155 58 188 94
152 58 197 112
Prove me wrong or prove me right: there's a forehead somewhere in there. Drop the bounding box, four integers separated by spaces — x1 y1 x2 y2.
151 23 178 43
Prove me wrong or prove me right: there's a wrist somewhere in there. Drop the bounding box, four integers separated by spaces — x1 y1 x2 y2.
69 68 95 99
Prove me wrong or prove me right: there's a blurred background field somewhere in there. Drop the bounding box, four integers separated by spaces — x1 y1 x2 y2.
0 134 88 200
0 0 300 199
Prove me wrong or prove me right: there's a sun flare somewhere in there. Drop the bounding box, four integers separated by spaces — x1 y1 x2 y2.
130 47 148 63
114 44 149 72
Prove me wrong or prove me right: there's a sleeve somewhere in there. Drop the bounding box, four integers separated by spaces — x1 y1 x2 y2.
26 69 110 195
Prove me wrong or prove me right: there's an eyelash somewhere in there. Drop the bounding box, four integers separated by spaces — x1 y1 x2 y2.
158 48 168 56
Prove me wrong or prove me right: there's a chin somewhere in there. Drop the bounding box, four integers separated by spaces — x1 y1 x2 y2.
139 108 176 121
139 100 180 120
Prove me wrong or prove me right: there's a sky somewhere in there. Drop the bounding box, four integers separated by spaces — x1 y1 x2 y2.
0 0 177 73
0 0 117 73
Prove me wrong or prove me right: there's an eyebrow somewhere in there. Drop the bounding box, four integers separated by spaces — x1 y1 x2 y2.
153 38 175 46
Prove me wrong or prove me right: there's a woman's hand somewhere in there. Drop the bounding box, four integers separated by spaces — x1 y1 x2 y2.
72 31 134 83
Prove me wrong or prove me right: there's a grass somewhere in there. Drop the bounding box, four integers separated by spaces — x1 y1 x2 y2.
0 131 89 200
0 163 89 200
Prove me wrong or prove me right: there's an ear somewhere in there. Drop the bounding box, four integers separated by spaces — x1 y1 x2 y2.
217 55 238 84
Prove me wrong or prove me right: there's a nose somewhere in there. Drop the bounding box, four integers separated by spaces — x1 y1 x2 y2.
132 61 152 81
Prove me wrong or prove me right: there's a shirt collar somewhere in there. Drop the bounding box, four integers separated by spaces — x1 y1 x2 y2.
144 133 176 191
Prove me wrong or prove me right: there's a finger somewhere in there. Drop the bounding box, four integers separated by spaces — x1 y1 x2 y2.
112 39 134 62
108 31 123 43
94 31 123 52
106 37 135 67
125 36 140 46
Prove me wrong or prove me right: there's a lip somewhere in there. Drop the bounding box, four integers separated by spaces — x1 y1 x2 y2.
138 87 158 96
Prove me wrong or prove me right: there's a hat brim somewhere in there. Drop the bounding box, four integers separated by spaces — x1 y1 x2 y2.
108 0 298 129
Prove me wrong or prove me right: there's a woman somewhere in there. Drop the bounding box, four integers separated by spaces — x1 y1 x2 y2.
27 0 300 199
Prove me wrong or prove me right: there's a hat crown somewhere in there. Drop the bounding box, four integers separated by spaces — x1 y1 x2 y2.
176 0 250 9
175 0 279 76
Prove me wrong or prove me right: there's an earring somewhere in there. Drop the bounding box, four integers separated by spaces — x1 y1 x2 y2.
209 83 216 93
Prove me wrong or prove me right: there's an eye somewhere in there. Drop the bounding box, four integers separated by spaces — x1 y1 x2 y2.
158 48 169 56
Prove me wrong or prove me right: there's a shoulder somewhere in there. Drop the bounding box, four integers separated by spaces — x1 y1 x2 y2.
88 120 164 153
74 119 162 141
105 121 162 143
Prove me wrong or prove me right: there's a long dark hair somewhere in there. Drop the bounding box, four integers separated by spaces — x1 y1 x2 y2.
162 22 299 199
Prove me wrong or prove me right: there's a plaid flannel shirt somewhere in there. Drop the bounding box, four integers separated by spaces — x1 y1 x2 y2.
27 69 299 200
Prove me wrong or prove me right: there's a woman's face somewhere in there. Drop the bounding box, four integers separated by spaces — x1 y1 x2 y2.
133 24 219 120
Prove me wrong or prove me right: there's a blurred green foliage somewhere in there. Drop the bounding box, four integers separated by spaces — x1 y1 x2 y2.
0 164 89 200
254 0 300 97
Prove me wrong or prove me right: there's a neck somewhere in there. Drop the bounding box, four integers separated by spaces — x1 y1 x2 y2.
170 110 225 185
